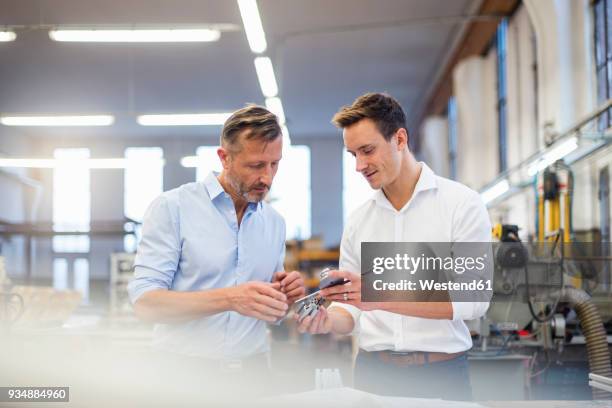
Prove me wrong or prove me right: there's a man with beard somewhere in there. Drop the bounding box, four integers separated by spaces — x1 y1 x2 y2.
128 105 304 368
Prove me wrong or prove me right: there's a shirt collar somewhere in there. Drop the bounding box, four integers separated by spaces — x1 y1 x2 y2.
203 171 225 201
203 171 263 212
373 162 438 211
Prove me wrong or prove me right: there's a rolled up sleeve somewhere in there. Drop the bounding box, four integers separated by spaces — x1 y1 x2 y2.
127 194 181 304
452 301 490 321
451 191 492 321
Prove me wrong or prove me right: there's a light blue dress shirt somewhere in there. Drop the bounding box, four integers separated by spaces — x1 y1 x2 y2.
127 171 286 359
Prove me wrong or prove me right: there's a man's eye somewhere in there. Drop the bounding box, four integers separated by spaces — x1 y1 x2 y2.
363 148 374 155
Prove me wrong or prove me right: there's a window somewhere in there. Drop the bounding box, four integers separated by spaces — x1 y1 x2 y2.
343 149 375 223
195 146 222 182
594 0 612 130
496 17 509 172
269 145 311 240
195 145 311 240
73 258 90 303
448 97 458 180
53 148 90 253
52 258 69 290
123 147 164 252
52 148 91 302
52 257 90 303
124 147 164 222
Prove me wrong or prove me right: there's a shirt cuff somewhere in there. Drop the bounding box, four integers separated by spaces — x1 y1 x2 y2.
452 301 490 321
127 270 170 304
328 302 361 336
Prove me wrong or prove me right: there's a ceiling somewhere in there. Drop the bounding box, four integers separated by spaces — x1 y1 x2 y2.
0 0 478 142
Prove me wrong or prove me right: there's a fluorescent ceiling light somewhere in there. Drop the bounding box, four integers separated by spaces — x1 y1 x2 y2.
49 28 221 43
481 179 509 205
0 31 16 42
88 158 164 169
0 158 164 169
180 155 199 168
265 97 285 125
254 57 278 98
87 159 128 169
237 0 267 53
181 154 224 168
0 115 114 126
526 137 578 176
0 159 57 168
137 113 232 126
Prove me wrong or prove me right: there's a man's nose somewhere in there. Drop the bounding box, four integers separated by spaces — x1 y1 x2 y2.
260 165 274 186
355 155 368 172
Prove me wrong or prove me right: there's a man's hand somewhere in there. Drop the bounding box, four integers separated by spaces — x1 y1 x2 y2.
295 305 332 334
228 281 288 322
319 270 367 310
272 271 306 304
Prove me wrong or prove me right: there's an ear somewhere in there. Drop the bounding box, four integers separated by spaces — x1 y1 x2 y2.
395 128 409 151
217 147 230 169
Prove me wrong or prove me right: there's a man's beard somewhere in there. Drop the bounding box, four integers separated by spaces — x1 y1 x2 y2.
226 171 270 203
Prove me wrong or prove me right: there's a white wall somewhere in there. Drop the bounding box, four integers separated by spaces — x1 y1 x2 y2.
506 6 538 168
450 1 603 238
420 116 450 177
453 54 498 190
523 0 596 141
485 5 539 237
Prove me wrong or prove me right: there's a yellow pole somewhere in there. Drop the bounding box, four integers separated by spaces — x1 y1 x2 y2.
549 199 558 241
538 196 545 242
563 193 571 243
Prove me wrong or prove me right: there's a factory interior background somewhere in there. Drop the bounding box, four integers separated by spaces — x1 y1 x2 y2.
1 0 612 406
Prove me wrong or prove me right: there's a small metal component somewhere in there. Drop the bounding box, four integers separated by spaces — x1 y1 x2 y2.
551 313 566 338
293 267 349 323
296 293 324 322
319 267 349 290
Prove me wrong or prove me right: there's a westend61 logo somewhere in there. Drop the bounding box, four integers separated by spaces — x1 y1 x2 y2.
371 253 488 275
361 242 494 303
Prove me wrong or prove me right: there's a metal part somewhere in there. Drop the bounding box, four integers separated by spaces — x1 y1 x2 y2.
293 267 349 323
551 313 566 338
319 268 349 290
295 292 324 322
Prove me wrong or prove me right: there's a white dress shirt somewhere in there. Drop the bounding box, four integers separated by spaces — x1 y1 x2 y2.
331 163 491 353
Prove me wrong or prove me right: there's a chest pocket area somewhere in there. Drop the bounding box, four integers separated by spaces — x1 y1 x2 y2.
179 206 238 284
239 220 281 282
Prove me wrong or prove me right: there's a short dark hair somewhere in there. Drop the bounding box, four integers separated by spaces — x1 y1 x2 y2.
221 104 281 150
331 92 407 141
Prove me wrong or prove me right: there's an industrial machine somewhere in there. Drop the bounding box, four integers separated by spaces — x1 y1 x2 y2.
481 161 612 400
